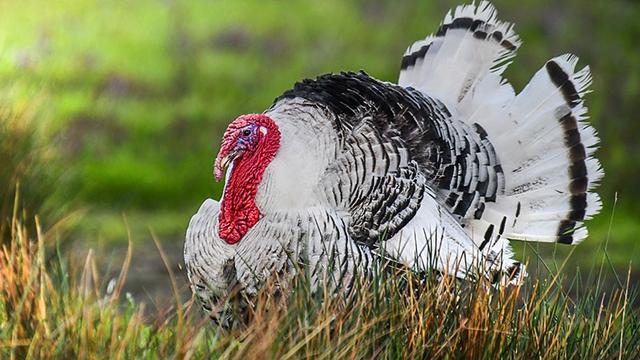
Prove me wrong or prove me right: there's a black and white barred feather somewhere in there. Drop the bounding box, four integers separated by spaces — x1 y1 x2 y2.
397 1 601 245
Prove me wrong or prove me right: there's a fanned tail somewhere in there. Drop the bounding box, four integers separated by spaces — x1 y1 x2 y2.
397 2 603 282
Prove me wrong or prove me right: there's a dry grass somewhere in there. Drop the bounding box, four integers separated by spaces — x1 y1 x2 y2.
1 203 639 359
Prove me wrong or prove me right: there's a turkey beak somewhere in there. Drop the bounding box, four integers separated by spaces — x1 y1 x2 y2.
214 150 238 181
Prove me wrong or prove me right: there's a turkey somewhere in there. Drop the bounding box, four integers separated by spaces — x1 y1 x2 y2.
184 1 602 321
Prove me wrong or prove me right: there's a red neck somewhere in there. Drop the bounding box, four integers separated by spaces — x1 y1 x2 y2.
218 117 280 244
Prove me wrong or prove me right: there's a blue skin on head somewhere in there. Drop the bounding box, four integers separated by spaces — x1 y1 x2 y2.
236 124 260 154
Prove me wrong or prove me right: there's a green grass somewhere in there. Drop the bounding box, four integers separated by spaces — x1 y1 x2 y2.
0 86 65 242
2 206 640 359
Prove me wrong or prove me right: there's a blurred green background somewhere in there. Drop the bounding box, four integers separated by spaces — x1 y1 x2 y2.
1 0 638 292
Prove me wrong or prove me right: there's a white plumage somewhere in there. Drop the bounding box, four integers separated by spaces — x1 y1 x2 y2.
184 2 602 320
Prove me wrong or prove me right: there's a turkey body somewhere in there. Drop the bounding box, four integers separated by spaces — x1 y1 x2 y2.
184 2 602 320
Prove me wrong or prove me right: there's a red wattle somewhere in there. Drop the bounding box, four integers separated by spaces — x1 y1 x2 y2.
217 114 280 244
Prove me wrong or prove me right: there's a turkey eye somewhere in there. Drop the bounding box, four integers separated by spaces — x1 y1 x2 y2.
242 129 252 136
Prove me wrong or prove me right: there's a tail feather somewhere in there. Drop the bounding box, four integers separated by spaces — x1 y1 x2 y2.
399 1 520 113
398 3 603 247
467 55 603 245
495 55 602 243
